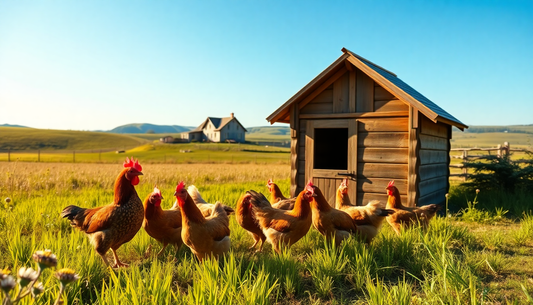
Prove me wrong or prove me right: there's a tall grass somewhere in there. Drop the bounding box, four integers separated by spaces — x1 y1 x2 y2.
2 162 533 303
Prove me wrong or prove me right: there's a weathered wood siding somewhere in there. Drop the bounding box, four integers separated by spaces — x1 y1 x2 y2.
374 83 409 112
356 117 409 205
418 116 450 205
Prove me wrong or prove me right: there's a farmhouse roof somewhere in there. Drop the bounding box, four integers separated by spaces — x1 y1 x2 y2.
266 48 467 130
187 114 248 133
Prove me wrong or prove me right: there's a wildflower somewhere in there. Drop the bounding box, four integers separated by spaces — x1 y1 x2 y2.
1 275 16 293
32 282 44 296
445 193 449 199
17 266 39 288
0 267 10 279
32 250 58 270
54 268 79 285
476 189 480 194
4 197 11 203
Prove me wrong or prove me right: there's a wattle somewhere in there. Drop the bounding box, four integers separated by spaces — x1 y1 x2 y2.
131 176 140 186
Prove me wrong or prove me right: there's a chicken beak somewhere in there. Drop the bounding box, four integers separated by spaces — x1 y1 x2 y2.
160 195 164 199
173 191 178 197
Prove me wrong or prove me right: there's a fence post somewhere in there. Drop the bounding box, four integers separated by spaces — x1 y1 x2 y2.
504 142 510 157
462 150 468 181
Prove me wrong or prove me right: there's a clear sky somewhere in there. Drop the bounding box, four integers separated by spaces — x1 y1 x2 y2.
0 0 532 131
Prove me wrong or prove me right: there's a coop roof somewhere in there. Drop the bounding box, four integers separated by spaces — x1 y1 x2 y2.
266 48 467 130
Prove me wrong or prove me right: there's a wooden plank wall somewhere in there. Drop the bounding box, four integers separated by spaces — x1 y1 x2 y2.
418 116 450 205
296 66 411 204
357 117 409 205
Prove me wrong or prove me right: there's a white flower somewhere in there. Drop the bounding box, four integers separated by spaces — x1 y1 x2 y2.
33 249 58 270
54 268 79 285
32 282 44 296
17 266 39 287
1 275 16 292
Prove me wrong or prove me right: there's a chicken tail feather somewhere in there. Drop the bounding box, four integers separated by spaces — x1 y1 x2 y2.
60 205 86 227
187 185 207 204
247 190 271 209
379 209 395 217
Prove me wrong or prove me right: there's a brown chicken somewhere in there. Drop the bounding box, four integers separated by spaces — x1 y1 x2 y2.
385 180 442 235
310 184 359 246
174 182 231 261
236 192 266 252
142 186 183 256
335 178 394 243
61 157 144 267
267 179 295 210
186 185 234 216
248 180 315 253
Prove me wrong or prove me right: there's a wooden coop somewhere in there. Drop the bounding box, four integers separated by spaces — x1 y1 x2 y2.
266 48 468 207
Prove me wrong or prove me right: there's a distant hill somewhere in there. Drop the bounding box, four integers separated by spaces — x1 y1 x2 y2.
0 127 146 151
246 126 290 135
0 124 28 128
246 126 290 142
109 123 193 134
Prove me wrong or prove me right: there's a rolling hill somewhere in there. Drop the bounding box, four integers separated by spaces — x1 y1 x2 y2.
0 127 147 151
109 123 193 134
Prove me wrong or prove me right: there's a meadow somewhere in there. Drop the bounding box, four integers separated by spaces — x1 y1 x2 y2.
1 162 533 304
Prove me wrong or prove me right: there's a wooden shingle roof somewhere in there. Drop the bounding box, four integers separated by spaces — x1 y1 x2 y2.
266 48 467 130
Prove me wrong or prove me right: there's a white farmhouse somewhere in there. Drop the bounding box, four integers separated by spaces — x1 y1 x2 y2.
181 113 247 143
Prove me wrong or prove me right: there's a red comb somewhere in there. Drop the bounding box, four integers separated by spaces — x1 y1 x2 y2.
175 181 185 194
388 180 395 187
305 179 314 192
124 157 142 172
267 179 273 185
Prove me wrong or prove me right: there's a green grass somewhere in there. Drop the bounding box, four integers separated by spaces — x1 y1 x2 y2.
0 142 289 164
0 127 147 151
2 163 533 304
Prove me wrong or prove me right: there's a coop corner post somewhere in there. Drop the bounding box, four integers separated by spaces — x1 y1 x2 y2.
290 104 300 197
407 106 420 207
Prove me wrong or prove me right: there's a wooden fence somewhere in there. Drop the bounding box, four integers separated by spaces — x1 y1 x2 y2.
449 142 530 181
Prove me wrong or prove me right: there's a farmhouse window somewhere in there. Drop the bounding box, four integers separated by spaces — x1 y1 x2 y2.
313 128 348 170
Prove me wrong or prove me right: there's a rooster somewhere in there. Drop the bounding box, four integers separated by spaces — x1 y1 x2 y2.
248 180 315 253
385 180 441 235
142 186 183 256
61 157 144 268
236 193 266 252
172 185 234 217
174 182 231 261
310 184 359 246
335 178 394 243
267 179 295 210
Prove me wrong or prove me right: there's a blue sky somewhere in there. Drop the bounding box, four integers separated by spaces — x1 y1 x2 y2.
0 0 532 130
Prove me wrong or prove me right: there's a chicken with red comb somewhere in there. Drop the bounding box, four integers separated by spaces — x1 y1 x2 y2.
61 157 145 267
385 180 441 235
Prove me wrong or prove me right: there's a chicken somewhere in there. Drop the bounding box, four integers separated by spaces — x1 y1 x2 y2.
267 179 295 210
61 157 144 268
335 178 394 243
174 182 231 261
172 185 234 217
248 180 315 253
385 180 442 235
235 193 266 252
310 184 358 246
142 186 183 256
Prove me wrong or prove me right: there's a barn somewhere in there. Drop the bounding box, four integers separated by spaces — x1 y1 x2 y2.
266 48 467 207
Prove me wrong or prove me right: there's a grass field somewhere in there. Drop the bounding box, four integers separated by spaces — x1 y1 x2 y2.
0 142 290 164
1 162 533 304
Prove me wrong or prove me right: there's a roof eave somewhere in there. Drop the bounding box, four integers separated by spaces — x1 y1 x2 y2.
266 53 351 124
436 116 468 131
